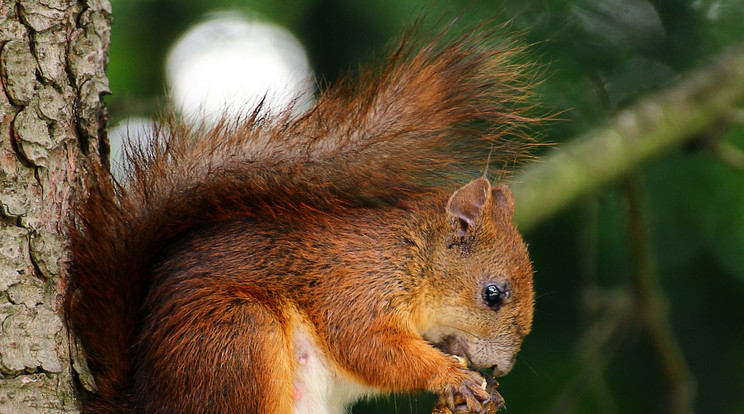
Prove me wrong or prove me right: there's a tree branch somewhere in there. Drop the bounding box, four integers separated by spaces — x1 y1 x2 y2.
512 43 744 232
624 177 696 414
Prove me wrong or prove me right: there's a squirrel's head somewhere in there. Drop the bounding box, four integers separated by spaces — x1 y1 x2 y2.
420 177 534 377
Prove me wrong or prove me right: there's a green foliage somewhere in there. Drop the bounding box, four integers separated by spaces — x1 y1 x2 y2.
108 0 744 412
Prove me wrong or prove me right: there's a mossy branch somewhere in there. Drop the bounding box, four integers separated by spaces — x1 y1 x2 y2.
512 43 744 232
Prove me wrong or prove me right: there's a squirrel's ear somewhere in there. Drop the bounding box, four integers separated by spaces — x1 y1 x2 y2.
447 178 492 236
491 184 515 219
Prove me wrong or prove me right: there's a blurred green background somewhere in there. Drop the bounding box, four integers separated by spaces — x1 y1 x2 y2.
106 0 744 412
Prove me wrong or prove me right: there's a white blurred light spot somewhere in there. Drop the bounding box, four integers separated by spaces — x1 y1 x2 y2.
108 117 156 179
166 13 313 123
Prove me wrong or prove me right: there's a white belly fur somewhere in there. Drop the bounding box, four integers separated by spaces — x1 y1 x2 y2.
292 326 379 414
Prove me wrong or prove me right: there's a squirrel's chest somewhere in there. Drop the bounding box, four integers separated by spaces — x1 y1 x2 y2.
292 326 378 414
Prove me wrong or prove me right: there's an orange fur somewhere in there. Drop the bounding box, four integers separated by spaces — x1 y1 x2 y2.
65 24 539 413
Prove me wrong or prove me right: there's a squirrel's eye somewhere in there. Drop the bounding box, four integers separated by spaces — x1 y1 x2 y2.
483 283 509 310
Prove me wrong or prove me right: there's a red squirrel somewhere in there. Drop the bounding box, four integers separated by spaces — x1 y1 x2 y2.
65 25 538 414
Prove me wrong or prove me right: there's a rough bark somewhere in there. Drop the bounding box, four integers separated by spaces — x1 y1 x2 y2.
0 0 110 412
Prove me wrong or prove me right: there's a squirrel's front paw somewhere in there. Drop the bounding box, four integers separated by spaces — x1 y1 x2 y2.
433 367 491 413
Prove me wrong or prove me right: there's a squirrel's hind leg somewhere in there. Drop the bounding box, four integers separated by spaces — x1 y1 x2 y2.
134 283 296 414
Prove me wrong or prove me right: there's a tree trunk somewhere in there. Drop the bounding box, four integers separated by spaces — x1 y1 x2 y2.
0 0 110 412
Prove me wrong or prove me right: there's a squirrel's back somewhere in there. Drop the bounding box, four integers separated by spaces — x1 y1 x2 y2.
65 24 539 413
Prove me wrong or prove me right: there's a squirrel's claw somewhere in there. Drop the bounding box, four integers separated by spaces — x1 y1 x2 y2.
438 369 489 413
433 371 504 414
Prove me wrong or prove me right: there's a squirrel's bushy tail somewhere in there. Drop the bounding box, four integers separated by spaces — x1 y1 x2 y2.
65 23 541 412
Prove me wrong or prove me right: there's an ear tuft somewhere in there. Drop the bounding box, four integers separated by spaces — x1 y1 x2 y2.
491 184 515 218
447 178 492 236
